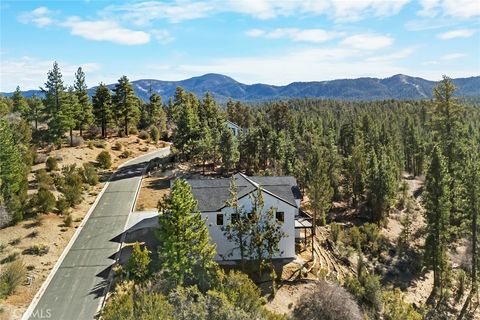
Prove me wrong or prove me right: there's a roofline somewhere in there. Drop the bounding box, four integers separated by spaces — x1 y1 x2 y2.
214 173 299 211
226 119 241 129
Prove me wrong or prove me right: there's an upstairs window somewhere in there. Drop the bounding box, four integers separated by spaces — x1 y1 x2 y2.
276 211 284 223
231 213 239 223
216 214 224 226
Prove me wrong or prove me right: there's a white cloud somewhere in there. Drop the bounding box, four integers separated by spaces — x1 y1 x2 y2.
246 28 340 43
102 0 410 24
441 53 467 60
151 29 174 44
341 34 394 50
366 48 415 62
417 0 480 18
61 17 150 45
0 57 101 91
19 6 54 27
438 29 476 39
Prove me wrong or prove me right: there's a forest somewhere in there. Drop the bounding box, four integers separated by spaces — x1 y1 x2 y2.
0 62 479 320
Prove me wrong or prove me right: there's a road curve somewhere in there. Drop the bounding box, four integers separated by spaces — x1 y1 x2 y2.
23 147 170 320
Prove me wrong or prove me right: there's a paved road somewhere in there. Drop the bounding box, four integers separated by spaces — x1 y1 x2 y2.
25 148 170 320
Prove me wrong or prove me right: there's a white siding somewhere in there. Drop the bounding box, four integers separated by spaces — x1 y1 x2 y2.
200 190 297 261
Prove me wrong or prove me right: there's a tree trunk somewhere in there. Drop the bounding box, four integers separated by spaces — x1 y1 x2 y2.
80 126 83 137
70 128 73 147
125 116 128 136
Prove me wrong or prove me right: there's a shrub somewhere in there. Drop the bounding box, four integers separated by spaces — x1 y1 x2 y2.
94 140 107 148
0 243 5 253
87 140 95 149
117 129 126 138
119 150 132 159
80 163 99 186
362 274 383 312
56 197 69 214
0 260 27 298
125 242 151 281
293 280 362 320
61 165 83 206
330 222 342 243
150 127 160 142
23 244 49 256
63 214 73 227
129 127 138 135
34 153 47 164
0 252 19 265
45 157 59 172
138 130 150 140
8 238 21 246
97 151 112 169
35 169 54 190
113 141 123 151
71 136 84 147
383 289 422 320
221 270 262 315
27 230 39 238
33 188 56 214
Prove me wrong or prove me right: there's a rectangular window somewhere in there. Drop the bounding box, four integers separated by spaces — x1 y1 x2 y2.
231 213 239 223
216 214 224 226
276 211 284 223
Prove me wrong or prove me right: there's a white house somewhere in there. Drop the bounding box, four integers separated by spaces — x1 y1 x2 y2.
226 120 242 137
187 173 310 261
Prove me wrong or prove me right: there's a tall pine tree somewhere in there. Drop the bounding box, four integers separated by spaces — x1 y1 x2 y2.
92 83 113 138
113 76 139 135
73 67 93 136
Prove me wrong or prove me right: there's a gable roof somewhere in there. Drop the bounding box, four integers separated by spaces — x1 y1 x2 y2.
187 173 302 212
226 120 242 130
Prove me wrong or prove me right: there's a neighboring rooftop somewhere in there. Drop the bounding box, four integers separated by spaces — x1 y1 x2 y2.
187 173 302 212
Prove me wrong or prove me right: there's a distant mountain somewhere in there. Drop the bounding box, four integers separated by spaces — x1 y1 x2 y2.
3 73 479 102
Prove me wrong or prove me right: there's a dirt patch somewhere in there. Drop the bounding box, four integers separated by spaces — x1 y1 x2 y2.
0 134 166 320
264 282 315 316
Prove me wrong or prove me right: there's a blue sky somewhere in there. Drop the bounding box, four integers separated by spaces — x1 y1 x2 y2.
1 0 479 91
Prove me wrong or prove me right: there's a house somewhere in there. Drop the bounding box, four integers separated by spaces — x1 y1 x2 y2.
226 120 242 137
187 173 311 261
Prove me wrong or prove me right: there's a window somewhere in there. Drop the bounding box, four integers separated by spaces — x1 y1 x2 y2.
216 214 224 226
276 211 284 223
231 213 239 223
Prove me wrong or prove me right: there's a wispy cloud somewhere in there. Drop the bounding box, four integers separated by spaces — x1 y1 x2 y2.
151 29 174 44
0 57 101 91
18 6 54 27
61 17 150 45
341 34 393 50
437 29 476 39
245 28 340 43
366 48 415 62
441 53 467 60
102 0 410 24
417 0 480 18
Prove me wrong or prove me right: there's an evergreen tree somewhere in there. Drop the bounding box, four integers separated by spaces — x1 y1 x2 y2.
11 86 28 114
219 126 239 174
113 76 139 135
424 146 451 303
223 177 249 271
92 83 113 138
41 61 69 145
146 93 167 133
0 119 28 223
156 179 217 290
26 94 44 131
172 92 200 160
73 67 93 136
196 126 214 174
126 242 151 281
62 87 80 146
306 146 333 227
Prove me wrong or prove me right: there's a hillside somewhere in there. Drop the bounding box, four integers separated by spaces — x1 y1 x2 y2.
4 74 479 102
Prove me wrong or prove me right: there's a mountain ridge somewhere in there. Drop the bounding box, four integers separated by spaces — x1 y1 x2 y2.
3 73 479 102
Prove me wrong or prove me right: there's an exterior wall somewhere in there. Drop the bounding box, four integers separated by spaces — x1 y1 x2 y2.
226 122 240 137
200 191 297 261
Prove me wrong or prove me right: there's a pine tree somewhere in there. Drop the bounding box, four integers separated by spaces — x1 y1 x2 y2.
156 179 217 290
92 83 113 138
219 126 239 174
126 242 151 281
306 146 333 227
172 92 200 160
62 87 80 146
146 93 166 133
223 177 249 271
11 86 28 114
196 126 214 174
26 94 44 131
424 146 451 303
0 119 28 223
41 61 69 145
113 76 139 135
73 67 93 136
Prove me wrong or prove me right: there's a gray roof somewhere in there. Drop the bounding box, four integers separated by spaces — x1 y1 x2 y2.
187 173 302 212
